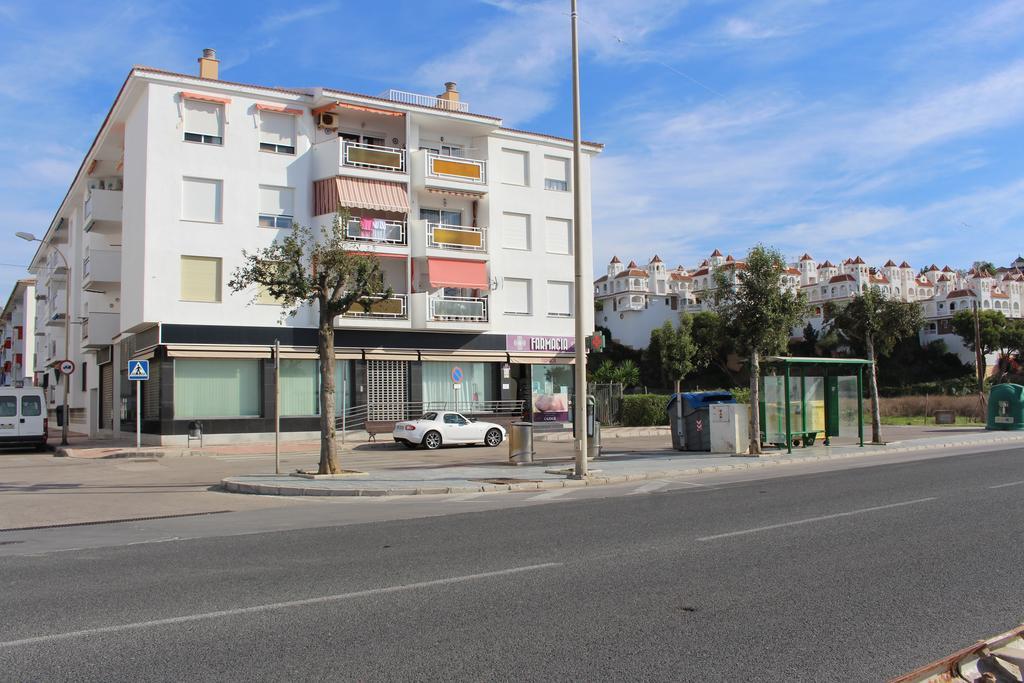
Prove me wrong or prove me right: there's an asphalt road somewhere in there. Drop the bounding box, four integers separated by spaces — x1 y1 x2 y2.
1 446 1022 681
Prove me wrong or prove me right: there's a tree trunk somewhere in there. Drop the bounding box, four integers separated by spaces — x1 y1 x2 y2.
318 301 338 474
748 350 761 455
866 333 883 444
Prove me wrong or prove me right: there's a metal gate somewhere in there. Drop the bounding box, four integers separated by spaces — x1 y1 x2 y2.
592 382 624 425
99 362 113 430
366 360 408 420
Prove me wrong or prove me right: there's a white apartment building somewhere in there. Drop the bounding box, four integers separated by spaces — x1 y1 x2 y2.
0 279 36 387
26 49 600 443
595 250 1023 370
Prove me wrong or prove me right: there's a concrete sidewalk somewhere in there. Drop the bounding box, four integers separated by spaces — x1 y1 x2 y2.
221 430 1024 497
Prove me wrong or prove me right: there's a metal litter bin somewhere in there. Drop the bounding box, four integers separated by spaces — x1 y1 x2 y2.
667 392 736 451
508 421 534 465
987 383 1024 431
587 421 601 459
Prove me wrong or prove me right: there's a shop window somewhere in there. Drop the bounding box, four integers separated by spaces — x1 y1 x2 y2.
173 358 260 418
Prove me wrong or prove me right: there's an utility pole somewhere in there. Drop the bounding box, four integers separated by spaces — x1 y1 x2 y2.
973 300 986 406
570 0 588 479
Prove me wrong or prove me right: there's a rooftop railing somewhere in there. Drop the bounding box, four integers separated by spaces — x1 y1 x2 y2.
381 89 470 113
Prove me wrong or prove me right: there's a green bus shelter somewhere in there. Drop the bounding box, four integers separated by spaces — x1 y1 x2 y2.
759 356 874 453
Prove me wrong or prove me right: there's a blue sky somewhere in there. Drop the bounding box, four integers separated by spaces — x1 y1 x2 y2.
2 0 1023 298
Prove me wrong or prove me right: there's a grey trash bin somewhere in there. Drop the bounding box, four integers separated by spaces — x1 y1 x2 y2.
587 421 602 459
508 421 534 465
667 392 736 451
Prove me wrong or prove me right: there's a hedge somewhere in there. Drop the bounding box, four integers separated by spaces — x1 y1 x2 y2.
621 394 671 426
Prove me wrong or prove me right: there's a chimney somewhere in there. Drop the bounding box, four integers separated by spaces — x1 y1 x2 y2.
198 48 219 80
436 81 459 110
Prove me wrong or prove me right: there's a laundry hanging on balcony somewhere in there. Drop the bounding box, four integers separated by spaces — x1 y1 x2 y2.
313 177 409 216
426 258 489 289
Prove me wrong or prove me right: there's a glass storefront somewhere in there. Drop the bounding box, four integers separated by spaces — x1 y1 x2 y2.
278 359 352 416
531 363 573 422
422 361 494 412
174 358 261 418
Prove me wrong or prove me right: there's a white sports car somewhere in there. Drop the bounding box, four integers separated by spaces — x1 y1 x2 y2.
393 411 507 450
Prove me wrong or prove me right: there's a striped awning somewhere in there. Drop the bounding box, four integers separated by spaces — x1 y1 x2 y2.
313 177 409 216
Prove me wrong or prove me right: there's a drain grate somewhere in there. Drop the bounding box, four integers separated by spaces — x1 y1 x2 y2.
471 478 543 485
0 510 233 534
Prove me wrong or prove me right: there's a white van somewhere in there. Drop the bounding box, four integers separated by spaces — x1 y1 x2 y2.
0 387 48 450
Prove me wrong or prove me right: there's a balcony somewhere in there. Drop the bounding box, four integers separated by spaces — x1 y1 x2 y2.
426 223 486 252
81 311 120 349
382 89 470 113
412 150 488 196
345 218 407 246
344 141 406 173
341 293 408 320
83 188 123 234
429 295 488 323
82 248 121 290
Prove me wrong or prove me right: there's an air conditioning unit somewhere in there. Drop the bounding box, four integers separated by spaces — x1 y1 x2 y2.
317 112 337 129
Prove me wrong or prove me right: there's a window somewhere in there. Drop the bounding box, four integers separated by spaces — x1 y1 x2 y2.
280 359 318 416
502 212 530 250
504 278 531 315
259 111 296 154
0 396 15 417
499 148 528 186
181 177 223 223
545 217 572 255
81 362 87 391
422 362 493 412
21 395 41 416
543 155 569 191
180 256 222 303
420 208 462 226
183 99 224 145
255 285 283 306
420 141 464 157
547 280 573 317
258 185 294 228
340 131 386 147
173 358 260 418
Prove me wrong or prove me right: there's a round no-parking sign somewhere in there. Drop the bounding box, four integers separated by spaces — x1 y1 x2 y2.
451 366 464 384
58 359 75 375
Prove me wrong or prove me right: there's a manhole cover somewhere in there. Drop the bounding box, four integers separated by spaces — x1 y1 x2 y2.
471 478 543 485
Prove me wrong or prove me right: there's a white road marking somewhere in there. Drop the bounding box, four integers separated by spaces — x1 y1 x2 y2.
447 493 489 502
989 480 1024 489
525 489 575 501
0 562 563 649
697 497 938 541
627 480 672 495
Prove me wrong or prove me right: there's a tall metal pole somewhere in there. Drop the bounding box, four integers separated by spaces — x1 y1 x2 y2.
274 339 280 475
53 247 70 447
570 0 588 478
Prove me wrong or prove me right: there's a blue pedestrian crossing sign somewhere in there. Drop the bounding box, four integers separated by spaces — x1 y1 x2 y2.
128 360 150 381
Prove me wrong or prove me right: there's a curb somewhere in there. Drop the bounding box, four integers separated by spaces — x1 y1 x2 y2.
220 433 1024 497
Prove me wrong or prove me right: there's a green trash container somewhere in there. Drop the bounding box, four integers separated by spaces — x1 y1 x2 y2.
987 383 1024 431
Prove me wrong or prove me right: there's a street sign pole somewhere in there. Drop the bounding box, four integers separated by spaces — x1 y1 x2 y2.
136 379 141 449
274 340 280 475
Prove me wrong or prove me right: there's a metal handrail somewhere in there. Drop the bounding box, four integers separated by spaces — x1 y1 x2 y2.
426 151 486 183
426 222 486 251
345 218 407 245
429 296 488 322
382 89 470 113
342 141 406 172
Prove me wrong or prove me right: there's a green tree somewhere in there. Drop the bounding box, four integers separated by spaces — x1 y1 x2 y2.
614 359 641 387
712 245 807 454
793 323 820 357
690 311 738 382
643 318 696 391
951 308 1006 380
826 290 923 444
229 211 390 474
590 360 617 384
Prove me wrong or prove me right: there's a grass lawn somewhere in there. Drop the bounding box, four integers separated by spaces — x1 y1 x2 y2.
880 415 982 426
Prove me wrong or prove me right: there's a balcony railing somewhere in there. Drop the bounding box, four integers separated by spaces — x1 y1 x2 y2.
429 296 488 322
342 293 408 319
343 141 406 172
345 218 407 245
426 152 486 184
426 223 486 251
382 89 470 113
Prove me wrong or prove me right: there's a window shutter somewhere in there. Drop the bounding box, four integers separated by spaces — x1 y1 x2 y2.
184 100 224 137
504 278 531 314
499 148 528 185
543 156 569 183
256 285 283 305
259 111 295 147
548 281 572 316
545 217 572 254
182 177 223 222
259 185 293 216
180 256 222 302
502 212 530 250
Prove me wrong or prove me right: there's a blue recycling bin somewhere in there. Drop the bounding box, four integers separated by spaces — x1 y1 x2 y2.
667 391 736 451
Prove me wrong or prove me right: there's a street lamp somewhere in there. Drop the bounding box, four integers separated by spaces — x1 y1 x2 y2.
17 231 70 446
569 0 588 478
